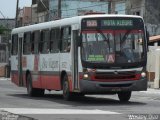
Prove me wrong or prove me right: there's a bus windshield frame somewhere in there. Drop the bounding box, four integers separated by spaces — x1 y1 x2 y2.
80 17 147 69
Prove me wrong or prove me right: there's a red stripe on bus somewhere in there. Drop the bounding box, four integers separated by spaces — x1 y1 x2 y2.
11 72 73 91
11 72 19 86
31 75 61 90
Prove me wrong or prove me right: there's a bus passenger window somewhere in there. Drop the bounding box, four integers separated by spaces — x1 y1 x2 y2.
23 32 31 55
61 27 71 53
31 33 35 53
11 34 18 55
40 30 50 54
32 31 40 54
50 28 60 53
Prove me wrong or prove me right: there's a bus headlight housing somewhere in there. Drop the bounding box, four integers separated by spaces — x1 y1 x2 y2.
141 72 146 78
83 73 89 79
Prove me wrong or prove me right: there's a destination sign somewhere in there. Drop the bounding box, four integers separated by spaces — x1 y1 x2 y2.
82 18 143 30
101 20 133 27
86 20 98 27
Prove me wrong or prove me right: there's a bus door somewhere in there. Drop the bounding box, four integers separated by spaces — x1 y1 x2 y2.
72 24 80 91
18 33 23 86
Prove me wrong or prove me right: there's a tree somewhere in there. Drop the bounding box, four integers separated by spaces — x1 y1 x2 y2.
0 25 6 34
0 25 10 34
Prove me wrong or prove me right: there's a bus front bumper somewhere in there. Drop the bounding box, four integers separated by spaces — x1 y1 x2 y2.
79 78 147 94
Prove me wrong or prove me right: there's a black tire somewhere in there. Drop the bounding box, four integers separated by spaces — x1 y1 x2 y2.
73 93 85 100
118 91 131 102
26 73 44 97
63 74 73 101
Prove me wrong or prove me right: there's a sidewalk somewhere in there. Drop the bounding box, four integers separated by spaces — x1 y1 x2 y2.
140 88 160 94
0 77 11 81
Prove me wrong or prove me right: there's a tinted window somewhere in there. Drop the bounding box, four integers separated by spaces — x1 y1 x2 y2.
23 32 31 55
50 28 60 53
39 30 50 54
32 31 40 54
11 34 18 55
61 27 71 52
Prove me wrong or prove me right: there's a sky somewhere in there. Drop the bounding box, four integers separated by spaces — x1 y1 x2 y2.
0 0 31 18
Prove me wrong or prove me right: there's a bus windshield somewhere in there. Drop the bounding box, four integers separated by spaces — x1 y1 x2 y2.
81 29 145 64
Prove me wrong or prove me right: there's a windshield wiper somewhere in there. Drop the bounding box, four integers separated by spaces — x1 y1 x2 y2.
97 29 111 52
121 30 131 44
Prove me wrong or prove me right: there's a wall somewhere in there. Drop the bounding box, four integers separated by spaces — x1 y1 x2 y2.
0 63 7 77
125 0 144 16
38 11 48 23
49 0 108 20
111 0 126 14
145 0 160 36
31 4 38 24
23 7 32 26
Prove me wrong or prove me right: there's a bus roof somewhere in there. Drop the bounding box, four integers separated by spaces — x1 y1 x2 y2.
12 14 143 34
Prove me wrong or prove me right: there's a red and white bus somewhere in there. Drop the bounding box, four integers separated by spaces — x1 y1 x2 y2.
11 14 148 101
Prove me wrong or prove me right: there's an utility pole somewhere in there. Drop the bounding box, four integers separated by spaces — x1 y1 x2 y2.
108 0 112 14
58 0 61 19
15 0 19 28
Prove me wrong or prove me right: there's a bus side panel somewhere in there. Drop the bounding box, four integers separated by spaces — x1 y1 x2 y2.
31 74 42 89
11 71 19 86
38 75 61 90
31 55 41 89
22 55 42 89
39 54 61 90
68 74 73 92
11 56 19 86
60 53 72 91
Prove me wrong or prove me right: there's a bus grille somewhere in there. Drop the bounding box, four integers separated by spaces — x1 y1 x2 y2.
93 71 140 82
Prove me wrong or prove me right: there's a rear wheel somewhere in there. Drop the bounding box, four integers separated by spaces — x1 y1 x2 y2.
63 74 73 101
26 73 44 97
118 91 131 102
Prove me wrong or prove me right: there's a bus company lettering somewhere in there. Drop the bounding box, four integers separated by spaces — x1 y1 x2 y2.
49 58 58 69
62 62 67 69
41 58 58 70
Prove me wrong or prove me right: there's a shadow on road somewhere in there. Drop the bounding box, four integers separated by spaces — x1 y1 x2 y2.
7 92 146 107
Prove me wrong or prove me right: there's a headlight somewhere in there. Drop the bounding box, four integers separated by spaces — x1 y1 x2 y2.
141 72 146 77
83 73 89 79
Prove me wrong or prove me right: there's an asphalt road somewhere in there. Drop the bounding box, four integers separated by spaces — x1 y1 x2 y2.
0 80 160 120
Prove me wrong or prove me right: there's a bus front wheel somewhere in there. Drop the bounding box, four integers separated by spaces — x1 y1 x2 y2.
26 73 44 97
118 91 131 102
63 75 73 101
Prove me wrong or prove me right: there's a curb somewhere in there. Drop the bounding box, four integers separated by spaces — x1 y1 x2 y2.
0 78 11 81
140 88 160 94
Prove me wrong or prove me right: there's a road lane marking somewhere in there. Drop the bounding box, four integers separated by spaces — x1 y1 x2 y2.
0 108 121 115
